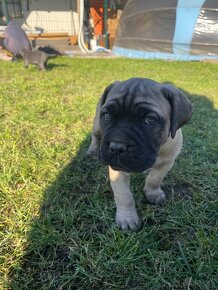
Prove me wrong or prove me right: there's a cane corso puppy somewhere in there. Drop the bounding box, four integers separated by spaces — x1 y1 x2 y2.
87 78 192 230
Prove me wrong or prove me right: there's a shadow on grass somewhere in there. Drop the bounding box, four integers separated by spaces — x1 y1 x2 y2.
9 136 114 289
8 91 218 289
46 63 69 70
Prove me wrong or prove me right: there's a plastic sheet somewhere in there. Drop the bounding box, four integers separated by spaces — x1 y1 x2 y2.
113 0 218 60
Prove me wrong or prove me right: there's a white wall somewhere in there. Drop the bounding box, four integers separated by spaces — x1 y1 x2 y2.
19 0 79 35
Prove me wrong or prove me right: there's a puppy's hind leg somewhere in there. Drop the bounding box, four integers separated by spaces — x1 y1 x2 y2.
86 133 100 156
87 102 102 156
144 160 175 205
144 130 183 205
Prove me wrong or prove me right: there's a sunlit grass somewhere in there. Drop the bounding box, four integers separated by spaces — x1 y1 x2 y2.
0 57 217 289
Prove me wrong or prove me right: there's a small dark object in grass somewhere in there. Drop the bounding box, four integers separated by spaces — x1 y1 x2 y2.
20 48 56 70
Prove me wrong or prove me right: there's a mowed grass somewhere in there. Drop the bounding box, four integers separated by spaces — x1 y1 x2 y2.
0 56 217 290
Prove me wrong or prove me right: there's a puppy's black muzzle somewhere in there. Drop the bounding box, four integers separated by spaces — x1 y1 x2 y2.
99 127 159 173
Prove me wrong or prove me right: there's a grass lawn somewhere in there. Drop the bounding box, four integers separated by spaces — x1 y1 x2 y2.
0 56 217 290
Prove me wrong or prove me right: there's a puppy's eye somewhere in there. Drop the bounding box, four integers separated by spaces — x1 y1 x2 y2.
104 113 111 121
145 115 158 125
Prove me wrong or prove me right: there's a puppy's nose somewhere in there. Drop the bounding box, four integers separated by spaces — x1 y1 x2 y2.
109 142 127 154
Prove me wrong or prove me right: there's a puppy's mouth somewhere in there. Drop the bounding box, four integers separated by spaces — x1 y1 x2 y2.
107 159 154 173
108 159 132 173
110 165 130 173
99 142 156 173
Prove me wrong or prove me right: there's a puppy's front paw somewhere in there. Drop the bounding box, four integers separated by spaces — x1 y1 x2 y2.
115 210 141 231
145 189 167 205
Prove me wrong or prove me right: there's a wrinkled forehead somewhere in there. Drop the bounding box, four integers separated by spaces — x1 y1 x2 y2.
105 81 170 115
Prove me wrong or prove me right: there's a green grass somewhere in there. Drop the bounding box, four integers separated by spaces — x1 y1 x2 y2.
0 56 217 290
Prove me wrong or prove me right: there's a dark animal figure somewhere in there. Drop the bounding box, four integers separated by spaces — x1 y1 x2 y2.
3 21 31 61
37 45 65 56
20 48 56 70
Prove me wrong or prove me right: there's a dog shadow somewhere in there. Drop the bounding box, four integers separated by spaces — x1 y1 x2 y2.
8 136 114 288
8 91 218 289
46 63 69 70
170 88 217 202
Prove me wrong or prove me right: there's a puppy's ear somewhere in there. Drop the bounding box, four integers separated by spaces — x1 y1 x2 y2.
99 81 120 106
87 82 119 156
162 84 192 138
91 82 119 135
